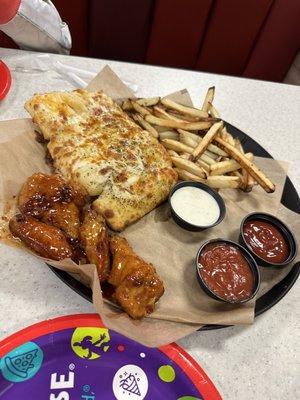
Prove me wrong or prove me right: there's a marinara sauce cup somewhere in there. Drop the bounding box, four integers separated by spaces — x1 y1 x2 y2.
239 212 297 268
196 238 260 304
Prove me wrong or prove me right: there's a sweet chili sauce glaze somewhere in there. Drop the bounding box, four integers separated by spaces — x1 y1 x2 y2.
198 242 254 302
243 219 289 263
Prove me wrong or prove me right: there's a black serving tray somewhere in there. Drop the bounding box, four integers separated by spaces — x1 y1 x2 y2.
49 122 300 330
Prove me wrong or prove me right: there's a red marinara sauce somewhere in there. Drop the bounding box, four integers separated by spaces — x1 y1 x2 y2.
198 242 254 302
243 220 289 263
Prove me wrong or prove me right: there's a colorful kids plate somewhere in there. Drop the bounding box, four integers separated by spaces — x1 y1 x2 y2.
0 314 222 399
0 60 11 100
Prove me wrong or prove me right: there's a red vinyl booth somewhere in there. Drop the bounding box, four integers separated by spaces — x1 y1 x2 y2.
1 0 299 82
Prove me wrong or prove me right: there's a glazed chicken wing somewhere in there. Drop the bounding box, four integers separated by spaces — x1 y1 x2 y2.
9 214 73 260
18 173 73 217
18 172 83 239
108 236 164 319
79 207 110 281
41 202 80 239
68 180 89 208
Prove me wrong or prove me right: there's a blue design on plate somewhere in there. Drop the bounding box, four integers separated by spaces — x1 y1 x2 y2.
0 341 43 383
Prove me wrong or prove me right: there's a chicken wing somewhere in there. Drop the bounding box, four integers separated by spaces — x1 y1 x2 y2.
41 202 80 239
108 236 164 319
18 172 84 239
9 214 73 260
79 207 110 281
69 180 88 208
18 173 73 217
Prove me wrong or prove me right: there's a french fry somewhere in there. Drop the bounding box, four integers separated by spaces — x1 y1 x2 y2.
210 152 253 175
131 100 151 116
231 170 247 190
171 156 206 178
161 97 208 118
179 153 191 160
174 168 206 183
122 99 133 110
153 106 184 121
131 112 146 126
132 114 159 138
178 132 216 165
179 132 198 148
233 138 250 189
231 170 244 179
159 130 179 140
145 115 213 131
244 174 256 192
220 128 227 140
234 138 244 153
178 129 200 142
221 127 235 146
241 170 249 190
191 121 223 161
246 152 254 162
227 134 235 147
207 175 240 189
196 159 210 172
227 144 255 192
200 153 216 165
205 149 219 160
125 90 275 195
168 111 201 122
178 133 219 161
214 137 275 193
136 97 160 107
155 125 174 133
202 86 215 112
210 159 240 175
153 106 220 124
178 129 228 157
208 101 220 118
224 130 235 146
161 139 194 154
167 149 179 157
173 115 220 124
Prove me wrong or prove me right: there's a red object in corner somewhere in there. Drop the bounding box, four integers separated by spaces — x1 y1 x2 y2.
0 0 21 24
0 60 12 100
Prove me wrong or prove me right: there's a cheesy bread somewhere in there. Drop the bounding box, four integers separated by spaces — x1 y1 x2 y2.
25 89 177 230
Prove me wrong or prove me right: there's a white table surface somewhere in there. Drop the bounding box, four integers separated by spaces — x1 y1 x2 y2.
0 48 299 400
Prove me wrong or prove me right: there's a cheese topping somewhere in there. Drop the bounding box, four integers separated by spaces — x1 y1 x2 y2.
25 89 178 230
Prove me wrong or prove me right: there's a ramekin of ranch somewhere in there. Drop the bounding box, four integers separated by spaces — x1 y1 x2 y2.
169 181 226 231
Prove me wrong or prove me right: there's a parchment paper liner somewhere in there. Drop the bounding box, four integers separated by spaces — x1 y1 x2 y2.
0 66 299 347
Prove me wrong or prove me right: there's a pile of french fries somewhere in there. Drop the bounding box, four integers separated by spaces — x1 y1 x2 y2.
122 87 275 193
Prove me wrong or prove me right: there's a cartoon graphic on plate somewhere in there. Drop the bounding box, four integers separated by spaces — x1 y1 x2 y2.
113 364 148 399
0 342 43 383
71 327 110 360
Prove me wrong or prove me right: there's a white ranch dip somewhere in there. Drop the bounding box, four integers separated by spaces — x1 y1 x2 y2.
171 186 220 226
